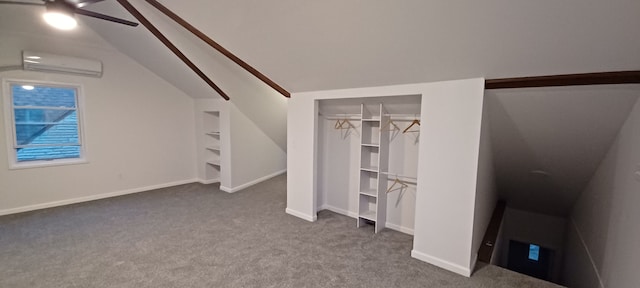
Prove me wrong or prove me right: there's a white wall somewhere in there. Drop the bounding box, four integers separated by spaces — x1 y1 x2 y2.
287 78 486 276
565 96 640 288
194 98 286 192
225 102 286 192
317 117 360 217
470 96 498 269
385 124 419 234
0 29 197 214
498 207 567 283
411 78 485 277
87 0 288 151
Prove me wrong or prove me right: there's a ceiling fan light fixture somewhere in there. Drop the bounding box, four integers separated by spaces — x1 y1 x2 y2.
43 11 77 30
43 1 77 30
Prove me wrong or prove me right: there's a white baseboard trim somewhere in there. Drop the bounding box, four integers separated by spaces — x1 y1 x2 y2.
220 169 286 193
198 178 220 185
319 204 358 218
318 204 414 235
411 249 472 277
571 218 605 288
0 178 199 216
470 253 478 275
285 208 317 222
385 222 415 235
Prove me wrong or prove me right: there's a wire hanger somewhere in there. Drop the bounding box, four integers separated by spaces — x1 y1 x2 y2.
334 119 345 129
339 119 356 130
403 117 420 134
387 177 409 193
380 119 400 132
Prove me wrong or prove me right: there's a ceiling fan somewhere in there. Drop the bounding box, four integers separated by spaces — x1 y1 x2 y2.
0 0 138 30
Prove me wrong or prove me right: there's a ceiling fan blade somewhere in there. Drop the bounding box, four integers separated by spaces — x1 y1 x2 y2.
73 0 105 8
75 8 138 26
0 0 44 6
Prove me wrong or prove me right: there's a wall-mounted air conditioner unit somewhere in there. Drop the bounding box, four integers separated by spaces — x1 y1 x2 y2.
22 51 103 78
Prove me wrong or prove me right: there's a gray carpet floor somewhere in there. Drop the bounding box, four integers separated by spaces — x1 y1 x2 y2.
0 174 562 287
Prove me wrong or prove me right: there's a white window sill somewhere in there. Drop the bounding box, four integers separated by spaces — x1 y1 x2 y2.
8 158 89 170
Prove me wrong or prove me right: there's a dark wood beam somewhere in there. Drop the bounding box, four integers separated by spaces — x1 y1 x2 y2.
477 200 506 263
486 71 640 89
143 0 291 98
116 0 230 101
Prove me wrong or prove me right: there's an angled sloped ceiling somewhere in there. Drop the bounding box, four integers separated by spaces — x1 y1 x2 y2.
81 0 638 152
487 85 640 216
144 0 639 92
82 0 287 150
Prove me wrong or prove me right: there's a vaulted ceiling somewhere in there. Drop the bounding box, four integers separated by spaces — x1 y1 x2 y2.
83 0 639 153
85 0 639 95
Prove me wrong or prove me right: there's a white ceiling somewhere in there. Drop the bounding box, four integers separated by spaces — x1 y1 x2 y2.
0 4 116 66
54 0 640 152
486 85 640 216
83 0 640 94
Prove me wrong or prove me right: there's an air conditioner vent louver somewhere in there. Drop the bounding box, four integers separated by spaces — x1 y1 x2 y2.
22 51 103 78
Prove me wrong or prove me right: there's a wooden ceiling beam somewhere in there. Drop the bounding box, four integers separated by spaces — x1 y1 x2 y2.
116 0 230 101
486 71 640 89
143 0 291 98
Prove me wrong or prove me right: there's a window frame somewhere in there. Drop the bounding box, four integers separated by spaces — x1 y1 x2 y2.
2 78 88 169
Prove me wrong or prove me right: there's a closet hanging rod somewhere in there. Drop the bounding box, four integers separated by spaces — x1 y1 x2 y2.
320 113 420 121
380 172 418 181
386 178 417 185
319 113 362 120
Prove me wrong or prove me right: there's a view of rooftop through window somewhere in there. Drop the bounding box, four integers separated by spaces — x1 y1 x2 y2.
10 83 82 163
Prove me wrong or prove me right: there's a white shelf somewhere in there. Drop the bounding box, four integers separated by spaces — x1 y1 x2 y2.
360 166 379 173
360 189 377 198
202 110 221 183
357 103 388 233
359 211 376 221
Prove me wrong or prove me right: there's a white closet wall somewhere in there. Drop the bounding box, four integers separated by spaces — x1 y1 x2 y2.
386 125 419 233
317 116 361 216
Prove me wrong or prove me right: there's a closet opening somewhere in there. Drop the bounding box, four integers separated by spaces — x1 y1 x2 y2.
315 95 421 236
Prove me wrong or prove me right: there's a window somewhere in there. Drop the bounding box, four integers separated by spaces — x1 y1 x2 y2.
528 244 540 261
3 80 86 168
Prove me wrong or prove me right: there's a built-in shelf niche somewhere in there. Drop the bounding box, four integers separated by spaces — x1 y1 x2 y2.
203 111 221 182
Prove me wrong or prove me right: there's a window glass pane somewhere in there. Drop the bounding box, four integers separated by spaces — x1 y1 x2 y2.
7 82 83 166
14 109 73 123
15 111 79 145
11 84 76 108
528 244 540 261
16 146 81 162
